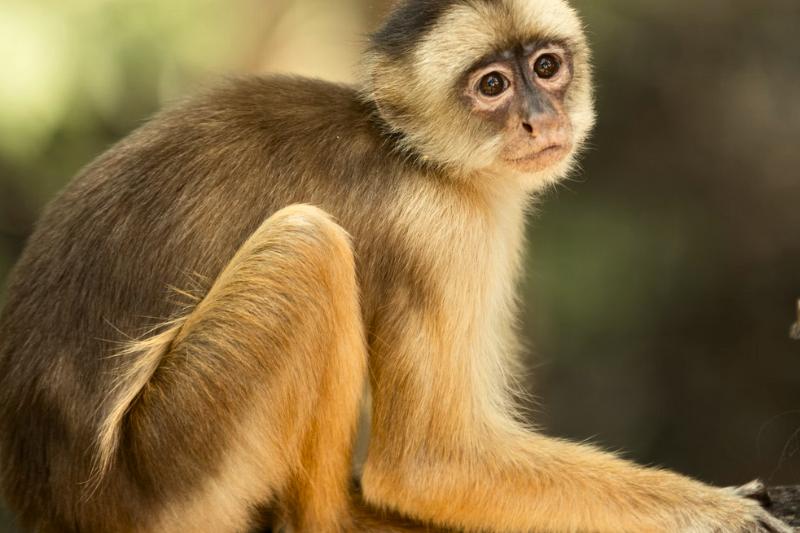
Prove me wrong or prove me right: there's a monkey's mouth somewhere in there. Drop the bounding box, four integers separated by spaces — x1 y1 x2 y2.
506 143 570 171
522 144 564 159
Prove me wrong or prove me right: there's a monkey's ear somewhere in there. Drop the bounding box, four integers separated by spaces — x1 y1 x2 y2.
360 53 402 134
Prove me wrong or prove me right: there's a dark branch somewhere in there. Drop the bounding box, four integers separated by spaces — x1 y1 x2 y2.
769 486 800 527
791 299 800 340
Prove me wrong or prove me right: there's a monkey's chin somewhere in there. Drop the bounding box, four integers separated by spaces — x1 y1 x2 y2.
493 144 574 192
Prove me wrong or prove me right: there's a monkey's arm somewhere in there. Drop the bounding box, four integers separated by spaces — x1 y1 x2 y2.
359 308 791 533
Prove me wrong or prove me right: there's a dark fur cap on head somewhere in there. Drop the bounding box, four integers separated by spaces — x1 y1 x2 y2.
363 0 595 179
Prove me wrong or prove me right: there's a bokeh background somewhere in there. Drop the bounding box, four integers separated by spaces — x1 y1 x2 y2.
1 0 799 529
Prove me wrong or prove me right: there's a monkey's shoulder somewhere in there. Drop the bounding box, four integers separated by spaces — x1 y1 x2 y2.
82 74 399 191
156 75 381 146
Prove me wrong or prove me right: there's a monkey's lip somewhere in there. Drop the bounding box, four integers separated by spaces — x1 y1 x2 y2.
506 143 570 171
509 144 567 163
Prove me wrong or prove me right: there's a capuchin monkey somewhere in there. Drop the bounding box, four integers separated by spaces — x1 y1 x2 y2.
0 0 792 532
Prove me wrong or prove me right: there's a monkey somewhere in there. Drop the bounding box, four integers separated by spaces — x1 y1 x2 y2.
0 0 792 532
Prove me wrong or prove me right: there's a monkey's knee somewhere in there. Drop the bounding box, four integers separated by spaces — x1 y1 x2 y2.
177 203 365 380
252 204 353 268
253 204 360 327
204 204 359 336
264 203 346 238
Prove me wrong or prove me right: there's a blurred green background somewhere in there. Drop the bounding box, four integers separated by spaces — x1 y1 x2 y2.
1 0 798 529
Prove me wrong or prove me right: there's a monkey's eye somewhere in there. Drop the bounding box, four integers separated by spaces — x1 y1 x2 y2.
534 54 561 79
478 72 509 97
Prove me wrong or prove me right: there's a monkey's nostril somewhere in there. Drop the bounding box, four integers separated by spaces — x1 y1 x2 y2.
522 122 534 134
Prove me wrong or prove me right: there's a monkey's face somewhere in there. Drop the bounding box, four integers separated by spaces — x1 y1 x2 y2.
463 43 575 175
366 0 595 189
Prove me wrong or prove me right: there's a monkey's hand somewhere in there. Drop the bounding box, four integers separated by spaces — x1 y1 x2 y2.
722 480 795 532
679 480 794 532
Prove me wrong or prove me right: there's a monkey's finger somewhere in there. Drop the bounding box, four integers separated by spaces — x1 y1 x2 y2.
733 480 773 508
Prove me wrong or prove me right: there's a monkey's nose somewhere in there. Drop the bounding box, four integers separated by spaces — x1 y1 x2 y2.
521 113 562 138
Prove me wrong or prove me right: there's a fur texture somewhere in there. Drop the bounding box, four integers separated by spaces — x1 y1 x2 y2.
0 1 791 532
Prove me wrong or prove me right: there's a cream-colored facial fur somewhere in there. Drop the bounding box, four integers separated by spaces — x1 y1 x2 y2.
364 0 595 189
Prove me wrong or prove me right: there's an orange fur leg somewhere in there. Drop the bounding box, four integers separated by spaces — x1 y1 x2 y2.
96 205 367 533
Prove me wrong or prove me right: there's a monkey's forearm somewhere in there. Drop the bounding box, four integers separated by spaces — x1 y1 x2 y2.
362 428 784 532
